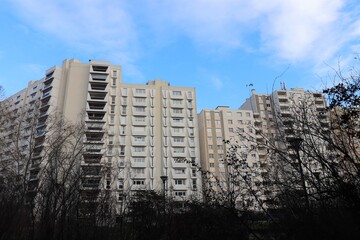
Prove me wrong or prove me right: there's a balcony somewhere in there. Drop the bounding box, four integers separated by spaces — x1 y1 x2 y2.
88 92 107 101
36 120 46 128
82 177 101 189
91 65 109 73
86 112 105 122
41 91 51 100
87 102 107 112
83 154 102 164
86 121 104 130
82 166 102 177
40 100 50 109
89 82 108 92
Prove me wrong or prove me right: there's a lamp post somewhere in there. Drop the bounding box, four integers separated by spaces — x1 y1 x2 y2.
160 175 168 198
288 137 310 210
160 175 168 228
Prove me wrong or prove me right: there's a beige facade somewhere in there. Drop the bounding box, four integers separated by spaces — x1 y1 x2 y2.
0 59 202 203
240 88 328 205
198 106 263 208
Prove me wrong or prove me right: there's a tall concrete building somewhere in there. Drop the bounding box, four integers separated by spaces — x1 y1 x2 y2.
198 106 264 208
0 59 202 205
240 87 328 205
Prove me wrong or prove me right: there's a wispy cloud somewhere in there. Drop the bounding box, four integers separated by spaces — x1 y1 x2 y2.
8 0 141 78
8 0 360 73
142 0 360 64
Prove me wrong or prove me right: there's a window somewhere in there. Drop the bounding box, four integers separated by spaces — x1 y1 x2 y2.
118 179 124 189
173 118 183 123
135 107 146 112
210 163 215 167
208 145 213 150
209 154 214 158
174 191 186 197
189 128 194 136
246 112 251 117
217 145 223 150
237 112 242 117
192 179 197 189
226 112 232 117
134 116 145 122
175 179 185 185
111 96 116 104
229 128 234 133
173 108 183 114
192 168 196 177
111 106 115 113
135 97 146 103
122 88 127 95
121 97 127 105
112 78 116 86
215 128 221 133
206 120 211 125
121 106 127 115
132 168 145 174
133 157 145 163
228 120 233 124
238 120 243 124
119 158 125 167
205 112 210 117
239 128 245 133
136 89 146 94
134 136 145 142
134 146 145 152
133 180 145 185
172 99 182 105
173 137 184 143
173 147 185 153
108 148 113 155
215 120 221 125
109 136 114 145
173 127 184 133
207 137 212 142
175 168 185 174
251 154 256 158
218 154 224 159
172 90 182 96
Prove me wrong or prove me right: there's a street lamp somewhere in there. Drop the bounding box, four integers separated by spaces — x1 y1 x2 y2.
288 137 310 209
160 175 168 197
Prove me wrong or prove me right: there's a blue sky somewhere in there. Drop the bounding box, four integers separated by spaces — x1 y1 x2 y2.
1 0 360 111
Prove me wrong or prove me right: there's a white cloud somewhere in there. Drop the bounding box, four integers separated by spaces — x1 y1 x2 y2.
8 0 360 70
8 0 141 78
142 0 360 63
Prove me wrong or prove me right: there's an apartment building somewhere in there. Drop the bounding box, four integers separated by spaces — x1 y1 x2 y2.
240 88 328 205
198 106 263 208
0 59 202 205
